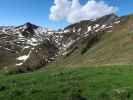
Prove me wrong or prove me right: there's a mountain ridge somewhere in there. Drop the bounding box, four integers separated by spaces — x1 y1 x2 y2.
0 13 132 73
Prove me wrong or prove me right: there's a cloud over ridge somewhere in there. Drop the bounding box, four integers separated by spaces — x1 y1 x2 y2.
49 0 117 23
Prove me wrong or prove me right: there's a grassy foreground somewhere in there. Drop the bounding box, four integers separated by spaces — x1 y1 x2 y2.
0 65 133 100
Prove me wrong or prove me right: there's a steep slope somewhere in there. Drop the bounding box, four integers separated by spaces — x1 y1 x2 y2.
0 22 58 72
0 14 133 73
0 14 119 72
54 14 133 66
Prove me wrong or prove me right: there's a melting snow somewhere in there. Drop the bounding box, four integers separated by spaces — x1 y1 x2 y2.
16 63 23 66
17 55 29 61
23 46 30 49
101 25 106 29
114 20 120 24
18 33 24 38
31 38 37 42
78 28 81 32
88 26 92 32
47 31 54 35
27 38 38 46
16 50 32 66
62 51 68 56
64 29 70 33
105 25 113 29
93 24 100 29
17 50 32 61
63 40 75 48
73 28 76 32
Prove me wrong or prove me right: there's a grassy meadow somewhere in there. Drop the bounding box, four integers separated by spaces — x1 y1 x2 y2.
0 65 133 100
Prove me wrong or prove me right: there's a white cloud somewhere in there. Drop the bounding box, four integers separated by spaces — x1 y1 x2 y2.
49 0 117 23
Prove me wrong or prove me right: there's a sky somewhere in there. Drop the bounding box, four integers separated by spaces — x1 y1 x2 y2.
0 0 132 29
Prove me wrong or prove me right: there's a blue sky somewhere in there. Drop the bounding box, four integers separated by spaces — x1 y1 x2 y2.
0 0 132 29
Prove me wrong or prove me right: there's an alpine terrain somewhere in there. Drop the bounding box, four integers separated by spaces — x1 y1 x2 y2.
0 13 133 100
0 14 133 72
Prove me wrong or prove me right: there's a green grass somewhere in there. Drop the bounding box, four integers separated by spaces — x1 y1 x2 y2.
0 65 133 100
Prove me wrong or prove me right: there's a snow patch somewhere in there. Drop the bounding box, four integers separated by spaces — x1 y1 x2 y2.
64 29 70 33
114 20 120 24
88 26 92 32
63 40 75 48
78 28 81 32
16 50 32 66
17 55 29 61
27 38 38 46
101 25 106 29
93 24 100 29
105 25 113 29
23 46 30 49
16 63 23 66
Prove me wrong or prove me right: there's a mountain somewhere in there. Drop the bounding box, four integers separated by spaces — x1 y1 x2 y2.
0 13 133 73
0 13 133 100
55 14 133 66
0 22 58 72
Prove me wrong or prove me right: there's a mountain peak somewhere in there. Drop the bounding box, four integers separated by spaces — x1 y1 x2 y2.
23 22 39 29
104 13 118 19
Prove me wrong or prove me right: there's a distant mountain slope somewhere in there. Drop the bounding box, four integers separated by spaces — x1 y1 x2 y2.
54 14 133 66
0 14 133 73
0 22 58 72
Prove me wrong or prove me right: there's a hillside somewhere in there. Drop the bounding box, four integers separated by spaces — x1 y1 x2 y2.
0 14 133 100
54 14 133 66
